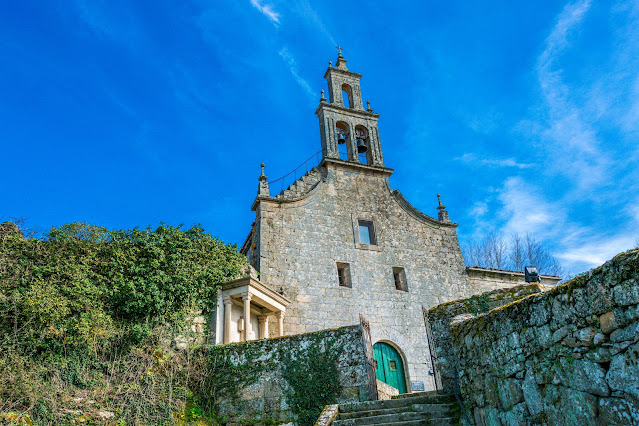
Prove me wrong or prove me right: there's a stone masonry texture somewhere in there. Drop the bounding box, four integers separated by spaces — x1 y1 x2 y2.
450 249 639 425
426 283 545 393
249 159 487 392
216 325 372 425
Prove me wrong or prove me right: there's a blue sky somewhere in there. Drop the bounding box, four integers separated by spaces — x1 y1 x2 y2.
1 1 638 275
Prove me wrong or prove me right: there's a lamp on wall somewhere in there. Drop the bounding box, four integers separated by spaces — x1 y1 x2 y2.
525 267 540 283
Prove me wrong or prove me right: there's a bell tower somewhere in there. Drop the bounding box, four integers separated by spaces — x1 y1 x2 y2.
315 48 384 167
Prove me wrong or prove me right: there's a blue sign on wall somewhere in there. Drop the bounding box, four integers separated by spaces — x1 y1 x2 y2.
411 381 425 391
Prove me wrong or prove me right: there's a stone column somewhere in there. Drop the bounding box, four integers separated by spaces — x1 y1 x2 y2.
258 315 269 339
242 293 252 342
348 121 357 162
276 311 285 337
223 296 232 344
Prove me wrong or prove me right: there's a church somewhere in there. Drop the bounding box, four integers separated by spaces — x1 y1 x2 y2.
212 50 561 393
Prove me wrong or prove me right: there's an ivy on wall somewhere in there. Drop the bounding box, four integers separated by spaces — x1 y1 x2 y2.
467 293 491 316
189 341 276 418
281 335 344 426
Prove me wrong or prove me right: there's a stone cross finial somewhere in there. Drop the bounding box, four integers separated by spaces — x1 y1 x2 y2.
320 89 326 102
366 100 372 112
258 163 270 196
334 46 348 70
436 193 450 223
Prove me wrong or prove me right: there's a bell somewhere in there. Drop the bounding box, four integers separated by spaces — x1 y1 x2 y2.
337 133 346 144
356 139 368 153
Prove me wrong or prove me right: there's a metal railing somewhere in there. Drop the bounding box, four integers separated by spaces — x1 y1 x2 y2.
268 150 323 194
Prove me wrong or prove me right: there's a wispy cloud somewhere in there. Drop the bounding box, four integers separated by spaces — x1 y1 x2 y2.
557 235 636 267
250 0 280 26
494 174 639 275
532 0 614 189
457 153 533 169
294 0 336 45
468 201 488 217
278 47 315 99
498 177 558 236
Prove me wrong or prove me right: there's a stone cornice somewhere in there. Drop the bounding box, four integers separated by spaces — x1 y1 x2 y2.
321 158 393 176
391 189 458 228
315 102 380 118
466 266 562 281
221 275 292 306
323 66 362 80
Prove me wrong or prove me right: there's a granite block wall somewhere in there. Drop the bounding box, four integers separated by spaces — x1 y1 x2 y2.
451 249 639 425
252 162 473 391
215 325 374 425
425 283 544 393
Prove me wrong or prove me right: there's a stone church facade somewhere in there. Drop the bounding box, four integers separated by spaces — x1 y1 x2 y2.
214 51 560 393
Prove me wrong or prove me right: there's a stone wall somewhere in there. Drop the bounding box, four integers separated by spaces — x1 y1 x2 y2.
216 324 374 424
451 249 639 425
251 160 474 391
425 283 544 393
466 267 562 292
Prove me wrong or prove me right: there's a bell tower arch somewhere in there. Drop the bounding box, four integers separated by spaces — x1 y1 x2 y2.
316 48 384 167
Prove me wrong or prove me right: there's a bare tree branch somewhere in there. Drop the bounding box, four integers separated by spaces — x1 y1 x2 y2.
463 232 564 278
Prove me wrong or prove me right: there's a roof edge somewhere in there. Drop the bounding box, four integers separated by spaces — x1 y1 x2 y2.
466 266 562 280
391 188 457 228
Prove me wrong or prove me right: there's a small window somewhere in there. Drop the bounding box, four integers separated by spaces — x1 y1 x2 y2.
393 267 408 292
358 220 377 245
390 360 397 370
336 262 351 288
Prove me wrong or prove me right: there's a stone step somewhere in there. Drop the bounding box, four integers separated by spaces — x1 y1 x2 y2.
337 406 406 420
332 411 431 426
371 420 457 426
337 404 454 421
276 166 322 199
292 182 306 193
391 391 441 399
339 394 455 414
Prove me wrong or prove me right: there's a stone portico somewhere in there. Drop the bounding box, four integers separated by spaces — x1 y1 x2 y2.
213 274 291 344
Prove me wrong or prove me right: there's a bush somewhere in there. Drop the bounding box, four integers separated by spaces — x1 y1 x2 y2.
0 221 247 424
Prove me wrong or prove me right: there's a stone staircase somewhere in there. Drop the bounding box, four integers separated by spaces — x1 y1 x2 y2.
275 166 322 199
328 391 459 425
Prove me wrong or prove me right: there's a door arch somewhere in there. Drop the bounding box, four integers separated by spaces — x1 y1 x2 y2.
373 341 407 394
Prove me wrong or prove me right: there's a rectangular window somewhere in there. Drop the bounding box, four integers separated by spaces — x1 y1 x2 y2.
336 262 351 288
393 267 408 292
358 220 377 245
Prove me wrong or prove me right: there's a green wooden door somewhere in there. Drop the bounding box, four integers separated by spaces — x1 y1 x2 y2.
372 342 407 394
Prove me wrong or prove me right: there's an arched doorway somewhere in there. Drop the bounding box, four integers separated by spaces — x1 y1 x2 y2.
373 342 407 394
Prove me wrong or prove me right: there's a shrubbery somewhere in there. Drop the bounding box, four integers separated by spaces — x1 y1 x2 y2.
0 222 247 424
